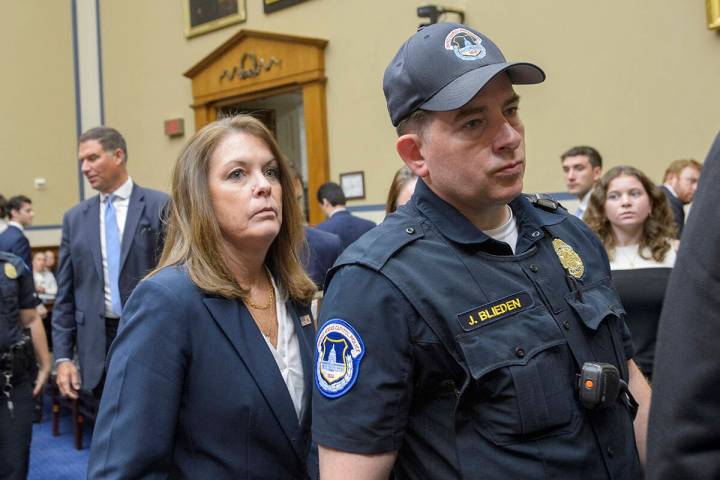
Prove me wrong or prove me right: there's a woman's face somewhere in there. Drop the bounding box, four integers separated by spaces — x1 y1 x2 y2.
395 177 418 209
604 174 652 231
32 253 46 272
208 131 283 253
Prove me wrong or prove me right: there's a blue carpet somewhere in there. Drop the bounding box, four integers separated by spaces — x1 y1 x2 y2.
28 393 92 479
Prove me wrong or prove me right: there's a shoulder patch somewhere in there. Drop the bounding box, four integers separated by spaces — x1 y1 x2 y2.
315 319 365 398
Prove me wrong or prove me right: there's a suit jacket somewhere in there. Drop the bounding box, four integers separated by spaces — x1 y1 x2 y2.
660 186 684 238
315 210 376 250
87 265 316 479
52 184 168 390
0 224 31 270
647 132 720 480
303 226 342 288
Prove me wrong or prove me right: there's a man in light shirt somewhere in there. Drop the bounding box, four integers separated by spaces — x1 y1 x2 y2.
560 146 603 219
53 127 168 400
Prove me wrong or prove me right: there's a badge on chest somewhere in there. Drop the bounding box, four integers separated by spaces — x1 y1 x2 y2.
456 291 534 331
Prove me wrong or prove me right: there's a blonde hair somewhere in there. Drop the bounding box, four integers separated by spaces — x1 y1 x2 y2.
584 165 676 262
152 115 316 303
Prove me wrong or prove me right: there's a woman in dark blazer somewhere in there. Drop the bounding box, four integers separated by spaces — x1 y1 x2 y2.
88 115 318 479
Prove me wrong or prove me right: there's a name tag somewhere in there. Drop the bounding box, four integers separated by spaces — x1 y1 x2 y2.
457 291 533 331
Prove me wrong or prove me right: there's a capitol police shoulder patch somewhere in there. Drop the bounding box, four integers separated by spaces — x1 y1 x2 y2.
315 319 365 399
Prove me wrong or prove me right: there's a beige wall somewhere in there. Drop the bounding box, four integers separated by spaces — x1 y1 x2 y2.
0 1 77 228
5 0 720 241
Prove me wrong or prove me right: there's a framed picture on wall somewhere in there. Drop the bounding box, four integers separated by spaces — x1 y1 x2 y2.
708 0 720 29
184 0 246 38
263 0 308 14
339 171 366 201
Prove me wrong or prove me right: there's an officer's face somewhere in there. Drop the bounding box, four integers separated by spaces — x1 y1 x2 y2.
604 175 652 232
207 131 283 256
415 74 525 212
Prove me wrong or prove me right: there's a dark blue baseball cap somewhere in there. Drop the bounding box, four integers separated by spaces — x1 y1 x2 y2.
383 23 545 126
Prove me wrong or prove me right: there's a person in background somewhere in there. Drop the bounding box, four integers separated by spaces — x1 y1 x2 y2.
560 146 603 219
53 126 169 401
287 163 342 289
0 195 33 270
32 251 57 304
32 251 56 352
385 165 417 214
316 182 376 249
585 166 676 381
88 115 318 479
0 251 51 480
660 159 702 238
647 131 720 480
43 250 56 273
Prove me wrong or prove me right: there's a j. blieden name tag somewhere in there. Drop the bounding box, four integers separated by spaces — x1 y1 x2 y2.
456 291 534 332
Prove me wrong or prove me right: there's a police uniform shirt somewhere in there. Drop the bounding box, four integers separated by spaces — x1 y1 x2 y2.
313 180 639 480
0 253 39 350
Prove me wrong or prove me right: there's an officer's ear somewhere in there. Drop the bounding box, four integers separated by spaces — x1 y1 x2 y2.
396 134 428 178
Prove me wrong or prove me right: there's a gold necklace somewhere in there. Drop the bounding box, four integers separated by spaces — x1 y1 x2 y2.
616 245 640 268
245 270 275 310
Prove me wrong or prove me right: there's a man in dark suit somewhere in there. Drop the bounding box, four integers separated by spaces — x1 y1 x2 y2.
315 182 376 250
660 158 702 237
53 126 168 400
0 195 34 270
303 226 341 289
647 132 720 480
286 164 343 288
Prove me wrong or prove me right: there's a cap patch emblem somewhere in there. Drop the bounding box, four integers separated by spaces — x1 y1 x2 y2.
444 28 487 61
315 319 365 398
552 238 585 279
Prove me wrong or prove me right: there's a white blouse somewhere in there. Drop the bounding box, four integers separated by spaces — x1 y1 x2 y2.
263 273 305 421
610 242 677 271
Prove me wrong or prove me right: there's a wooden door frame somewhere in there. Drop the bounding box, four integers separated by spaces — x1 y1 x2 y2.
184 30 329 224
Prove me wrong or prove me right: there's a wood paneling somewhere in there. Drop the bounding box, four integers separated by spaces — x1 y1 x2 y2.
185 29 329 224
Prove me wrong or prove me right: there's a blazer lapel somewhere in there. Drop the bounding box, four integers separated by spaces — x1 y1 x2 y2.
286 301 316 427
120 185 145 271
84 197 103 281
203 296 303 461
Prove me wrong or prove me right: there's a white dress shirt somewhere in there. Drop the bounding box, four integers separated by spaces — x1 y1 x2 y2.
575 190 592 219
100 177 133 318
263 273 306 421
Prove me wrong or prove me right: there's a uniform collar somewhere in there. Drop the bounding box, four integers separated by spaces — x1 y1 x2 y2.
414 179 567 253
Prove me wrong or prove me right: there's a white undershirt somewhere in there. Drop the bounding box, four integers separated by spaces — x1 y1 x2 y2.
99 177 133 317
483 205 519 254
610 242 677 270
263 273 305 420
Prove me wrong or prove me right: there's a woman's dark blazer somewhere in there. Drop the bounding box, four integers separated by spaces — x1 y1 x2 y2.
87 265 316 479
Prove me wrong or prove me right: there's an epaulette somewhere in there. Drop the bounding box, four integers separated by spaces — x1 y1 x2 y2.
523 193 567 213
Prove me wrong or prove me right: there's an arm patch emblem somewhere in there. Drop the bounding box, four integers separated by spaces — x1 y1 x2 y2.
315 319 365 398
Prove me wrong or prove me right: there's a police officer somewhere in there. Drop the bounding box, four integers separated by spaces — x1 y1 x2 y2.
312 23 651 479
0 251 51 479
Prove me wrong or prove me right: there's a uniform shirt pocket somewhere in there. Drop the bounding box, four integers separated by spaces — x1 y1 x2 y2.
456 303 579 445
